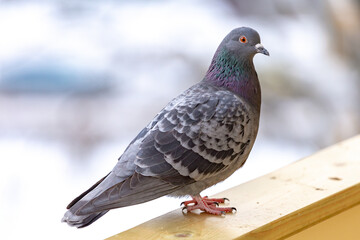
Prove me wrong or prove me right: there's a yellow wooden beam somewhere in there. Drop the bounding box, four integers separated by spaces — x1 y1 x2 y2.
107 135 360 240
286 204 360 240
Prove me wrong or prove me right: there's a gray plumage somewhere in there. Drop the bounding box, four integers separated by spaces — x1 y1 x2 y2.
62 27 269 228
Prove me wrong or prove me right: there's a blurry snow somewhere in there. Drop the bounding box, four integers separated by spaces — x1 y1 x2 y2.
0 0 358 240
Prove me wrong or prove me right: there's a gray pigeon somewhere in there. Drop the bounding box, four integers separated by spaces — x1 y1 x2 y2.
62 27 269 228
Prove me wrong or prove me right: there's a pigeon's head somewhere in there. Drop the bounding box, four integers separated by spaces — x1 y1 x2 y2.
221 27 269 59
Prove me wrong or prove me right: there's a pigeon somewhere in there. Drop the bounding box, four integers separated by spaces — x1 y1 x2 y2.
62 27 269 228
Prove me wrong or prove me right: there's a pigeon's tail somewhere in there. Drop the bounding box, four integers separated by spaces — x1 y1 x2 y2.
62 170 183 228
62 174 110 228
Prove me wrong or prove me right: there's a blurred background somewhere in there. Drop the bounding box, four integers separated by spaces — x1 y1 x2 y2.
0 0 359 239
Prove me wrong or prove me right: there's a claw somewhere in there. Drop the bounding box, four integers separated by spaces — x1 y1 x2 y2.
182 207 188 214
180 202 185 207
231 207 237 213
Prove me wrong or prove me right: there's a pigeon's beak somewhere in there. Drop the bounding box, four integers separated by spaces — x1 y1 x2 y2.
255 43 269 56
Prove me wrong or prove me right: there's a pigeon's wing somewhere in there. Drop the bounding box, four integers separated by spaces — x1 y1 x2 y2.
77 83 254 214
134 83 254 182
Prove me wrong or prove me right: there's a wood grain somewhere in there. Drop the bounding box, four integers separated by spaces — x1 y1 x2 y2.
107 135 360 240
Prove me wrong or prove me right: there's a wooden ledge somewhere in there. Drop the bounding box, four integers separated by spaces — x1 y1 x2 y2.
107 135 360 240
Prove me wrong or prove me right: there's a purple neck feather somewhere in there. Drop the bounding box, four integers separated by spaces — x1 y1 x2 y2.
204 47 261 111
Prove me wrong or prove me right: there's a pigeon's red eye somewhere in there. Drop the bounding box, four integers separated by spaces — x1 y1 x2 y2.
239 36 247 43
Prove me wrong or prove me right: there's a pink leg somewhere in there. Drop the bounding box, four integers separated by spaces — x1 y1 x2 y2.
181 195 236 215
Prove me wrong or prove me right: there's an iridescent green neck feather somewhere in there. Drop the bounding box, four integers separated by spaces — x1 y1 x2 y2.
204 47 261 112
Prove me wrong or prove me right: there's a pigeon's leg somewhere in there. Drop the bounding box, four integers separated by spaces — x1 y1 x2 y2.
182 195 236 215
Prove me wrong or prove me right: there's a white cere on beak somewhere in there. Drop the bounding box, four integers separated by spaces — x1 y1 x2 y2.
255 43 264 50
255 43 269 56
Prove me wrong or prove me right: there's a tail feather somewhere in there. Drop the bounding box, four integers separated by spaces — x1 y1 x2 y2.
62 171 181 228
62 209 109 228
62 173 110 228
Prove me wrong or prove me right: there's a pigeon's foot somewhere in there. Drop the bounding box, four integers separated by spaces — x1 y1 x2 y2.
181 195 236 216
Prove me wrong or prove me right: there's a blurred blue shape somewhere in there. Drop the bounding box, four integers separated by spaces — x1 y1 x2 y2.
0 58 112 94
